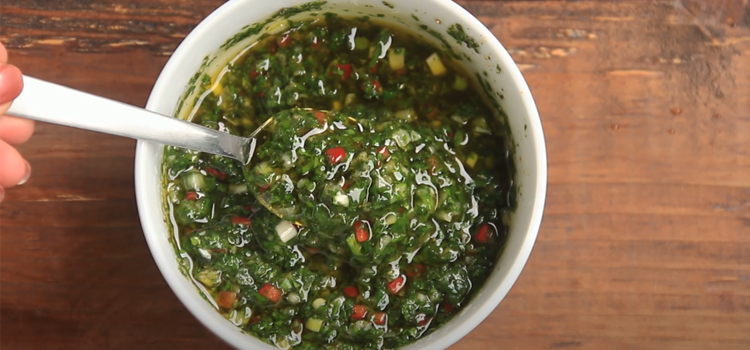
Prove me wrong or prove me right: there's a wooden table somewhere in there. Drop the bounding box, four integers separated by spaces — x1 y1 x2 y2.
2 1 749 349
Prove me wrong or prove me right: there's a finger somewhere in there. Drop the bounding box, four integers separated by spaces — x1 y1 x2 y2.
0 42 6 64
0 139 31 188
0 113 34 145
0 64 23 104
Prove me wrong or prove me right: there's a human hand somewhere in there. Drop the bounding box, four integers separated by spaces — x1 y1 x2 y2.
0 42 33 202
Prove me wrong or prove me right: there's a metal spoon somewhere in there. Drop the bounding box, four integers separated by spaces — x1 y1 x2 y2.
8 75 269 164
8 75 300 219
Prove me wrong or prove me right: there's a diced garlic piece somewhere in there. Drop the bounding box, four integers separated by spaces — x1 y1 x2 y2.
333 192 350 207
275 220 298 243
312 298 326 309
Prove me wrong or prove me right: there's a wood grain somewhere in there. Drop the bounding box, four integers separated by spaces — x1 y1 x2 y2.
1 0 750 349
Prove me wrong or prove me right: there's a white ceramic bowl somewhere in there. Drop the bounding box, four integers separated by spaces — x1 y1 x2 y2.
135 0 547 349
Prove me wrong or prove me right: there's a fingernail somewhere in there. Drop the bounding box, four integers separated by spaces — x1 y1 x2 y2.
0 65 23 104
17 160 31 186
0 186 5 203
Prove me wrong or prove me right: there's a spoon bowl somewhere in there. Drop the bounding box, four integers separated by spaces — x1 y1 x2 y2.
9 76 267 164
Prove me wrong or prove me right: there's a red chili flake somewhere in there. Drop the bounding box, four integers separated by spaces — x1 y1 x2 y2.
426 156 438 175
249 314 261 325
278 34 292 48
442 302 455 312
425 104 438 119
404 263 425 278
243 205 254 212
231 216 251 226
377 145 390 159
372 312 387 325
259 283 282 303
312 37 321 50
335 64 353 81
372 80 382 93
326 147 347 164
417 314 430 326
183 228 195 236
257 91 266 97
395 68 407 76
341 181 352 190
370 62 379 73
205 167 227 181
258 183 271 193
387 275 406 295
475 223 492 243
292 318 304 333
314 111 327 125
185 191 198 201
343 286 359 298
307 247 320 254
354 221 369 243
210 248 229 254
351 305 368 320
250 71 260 80
216 291 237 309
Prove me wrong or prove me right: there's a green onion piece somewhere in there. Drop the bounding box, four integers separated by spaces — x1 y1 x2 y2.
355 37 370 50
465 152 479 168
347 235 363 255
453 75 468 91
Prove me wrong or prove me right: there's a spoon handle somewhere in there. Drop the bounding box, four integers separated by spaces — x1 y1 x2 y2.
8 75 252 163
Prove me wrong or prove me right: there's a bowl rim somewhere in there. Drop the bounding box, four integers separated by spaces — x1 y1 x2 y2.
135 0 547 349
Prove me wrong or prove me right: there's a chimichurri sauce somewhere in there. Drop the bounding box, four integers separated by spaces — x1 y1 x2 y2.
163 15 514 349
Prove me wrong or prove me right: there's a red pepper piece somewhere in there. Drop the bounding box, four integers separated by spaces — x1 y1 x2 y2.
205 167 227 181
326 146 347 164
278 34 292 48
372 312 387 325
314 111 327 125
335 64 353 81
249 314 261 325
387 275 406 295
343 286 358 298
185 191 198 201
404 263 425 278
442 302 455 312
475 223 492 243
259 283 282 303
312 37 321 50
372 80 382 93
426 156 438 175
377 145 390 159
231 216 251 226
216 291 237 309
351 305 368 320
250 71 260 80
354 221 369 243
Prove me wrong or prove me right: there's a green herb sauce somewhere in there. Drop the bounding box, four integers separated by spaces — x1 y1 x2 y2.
162 15 514 349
